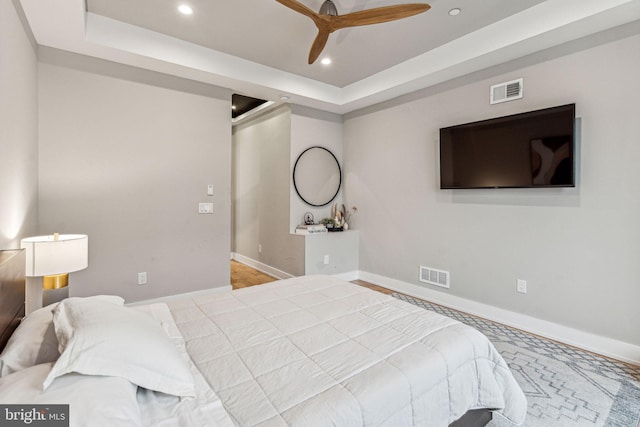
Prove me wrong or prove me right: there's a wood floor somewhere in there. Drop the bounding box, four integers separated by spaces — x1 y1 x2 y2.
231 260 277 289
230 260 391 294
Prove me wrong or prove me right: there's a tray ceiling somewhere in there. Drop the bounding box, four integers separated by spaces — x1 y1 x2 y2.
19 0 640 114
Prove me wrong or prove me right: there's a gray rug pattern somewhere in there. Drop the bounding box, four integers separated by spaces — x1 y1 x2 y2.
391 293 640 427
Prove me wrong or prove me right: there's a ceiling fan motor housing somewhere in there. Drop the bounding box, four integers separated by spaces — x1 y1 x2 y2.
320 0 338 16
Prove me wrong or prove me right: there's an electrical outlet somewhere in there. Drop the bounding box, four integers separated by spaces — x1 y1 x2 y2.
258 244 262 253
323 255 330 265
138 272 147 285
198 203 213 214
516 279 527 294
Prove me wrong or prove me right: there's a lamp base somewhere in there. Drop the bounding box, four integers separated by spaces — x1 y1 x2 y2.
25 275 71 314
43 273 69 290
43 287 69 307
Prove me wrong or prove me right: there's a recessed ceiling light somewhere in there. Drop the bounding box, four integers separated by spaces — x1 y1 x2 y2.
321 58 332 65
279 95 290 101
178 4 193 15
448 8 461 16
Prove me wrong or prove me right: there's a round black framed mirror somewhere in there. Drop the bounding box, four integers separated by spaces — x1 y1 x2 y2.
293 146 341 207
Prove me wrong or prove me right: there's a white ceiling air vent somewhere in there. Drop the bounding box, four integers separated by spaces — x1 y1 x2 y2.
419 266 450 289
490 78 523 104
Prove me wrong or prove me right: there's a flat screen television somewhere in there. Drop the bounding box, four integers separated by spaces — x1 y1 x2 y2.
439 104 575 189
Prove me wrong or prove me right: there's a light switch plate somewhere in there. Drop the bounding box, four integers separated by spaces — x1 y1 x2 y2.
516 279 527 294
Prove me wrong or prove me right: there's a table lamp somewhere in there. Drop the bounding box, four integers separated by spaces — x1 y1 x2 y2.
20 233 88 314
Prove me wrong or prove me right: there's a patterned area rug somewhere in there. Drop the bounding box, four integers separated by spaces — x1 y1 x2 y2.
391 293 640 427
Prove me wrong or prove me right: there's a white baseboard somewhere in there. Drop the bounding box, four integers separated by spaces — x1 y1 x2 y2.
358 271 640 367
231 253 295 280
231 253 359 282
332 271 360 281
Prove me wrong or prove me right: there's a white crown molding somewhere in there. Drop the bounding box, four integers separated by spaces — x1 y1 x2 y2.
18 0 640 114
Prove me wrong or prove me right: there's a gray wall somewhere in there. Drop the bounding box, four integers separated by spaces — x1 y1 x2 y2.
232 106 305 276
231 104 346 277
289 106 344 233
37 49 232 302
343 32 640 346
0 0 38 249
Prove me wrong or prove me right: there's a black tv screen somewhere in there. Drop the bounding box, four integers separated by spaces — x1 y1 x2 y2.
439 104 575 189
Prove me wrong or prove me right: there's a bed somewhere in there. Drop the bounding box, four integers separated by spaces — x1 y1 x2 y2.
0 253 527 426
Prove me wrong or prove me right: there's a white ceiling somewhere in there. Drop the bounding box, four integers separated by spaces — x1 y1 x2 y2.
18 0 640 114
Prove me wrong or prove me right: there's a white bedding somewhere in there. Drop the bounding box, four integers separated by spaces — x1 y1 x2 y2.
168 275 527 427
0 299 234 427
1 275 526 426
134 303 235 427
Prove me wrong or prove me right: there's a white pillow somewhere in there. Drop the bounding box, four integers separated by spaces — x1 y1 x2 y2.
0 362 142 427
0 295 124 377
44 298 195 398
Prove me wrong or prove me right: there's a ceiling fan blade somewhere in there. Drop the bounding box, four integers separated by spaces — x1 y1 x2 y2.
275 1 430 65
331 3 430 30
274 0 321 23
308 29 331 64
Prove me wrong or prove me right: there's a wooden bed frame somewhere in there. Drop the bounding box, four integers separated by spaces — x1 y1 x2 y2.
0 249 491 426
0 249 26 351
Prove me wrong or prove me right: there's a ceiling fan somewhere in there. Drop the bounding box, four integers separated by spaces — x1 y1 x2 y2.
275 0 431 64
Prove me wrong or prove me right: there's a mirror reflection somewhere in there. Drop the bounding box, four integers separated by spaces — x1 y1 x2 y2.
293 146 341 207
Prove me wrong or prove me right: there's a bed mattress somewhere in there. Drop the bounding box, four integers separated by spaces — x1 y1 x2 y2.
168 275 527 426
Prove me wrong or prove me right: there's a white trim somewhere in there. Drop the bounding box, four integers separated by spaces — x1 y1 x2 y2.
231 254 359 282
231 101 277 126
127 285 232 307
332 271 360 282
358 271 640 366
231 253 295 280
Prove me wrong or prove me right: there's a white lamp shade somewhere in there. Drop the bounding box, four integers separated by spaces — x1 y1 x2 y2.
20 234 88 277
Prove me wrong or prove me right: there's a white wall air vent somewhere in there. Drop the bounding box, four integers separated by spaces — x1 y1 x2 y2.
419 266 450 289
490 78 523 104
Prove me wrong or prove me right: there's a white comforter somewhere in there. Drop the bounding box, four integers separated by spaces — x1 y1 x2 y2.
168 275 527 426
134 303 235 427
